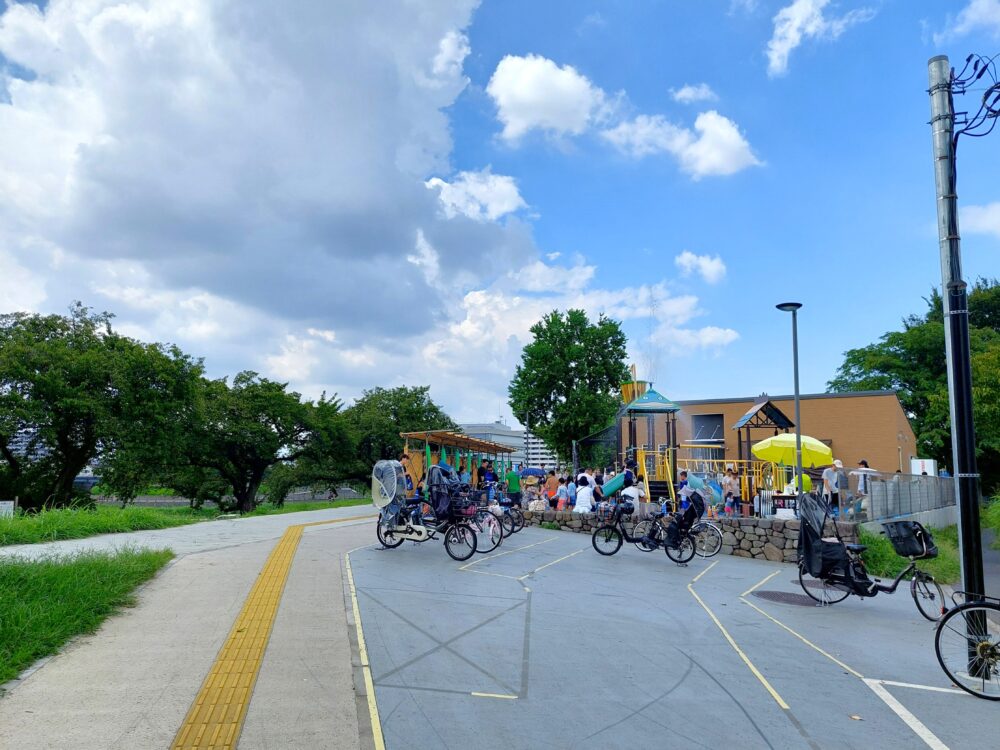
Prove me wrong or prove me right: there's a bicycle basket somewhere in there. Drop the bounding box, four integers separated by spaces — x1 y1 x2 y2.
881 520 938 559
451 500 477 518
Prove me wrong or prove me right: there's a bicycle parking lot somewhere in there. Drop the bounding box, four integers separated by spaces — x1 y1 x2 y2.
350 526 986 750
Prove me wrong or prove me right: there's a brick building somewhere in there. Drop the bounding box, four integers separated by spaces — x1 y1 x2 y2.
619 390 916 473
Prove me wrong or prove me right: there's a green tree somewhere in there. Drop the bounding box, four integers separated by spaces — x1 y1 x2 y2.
0 304 203 509
168 372 350 513
508 309 629 461
343 386 457 476
828 280 1000 492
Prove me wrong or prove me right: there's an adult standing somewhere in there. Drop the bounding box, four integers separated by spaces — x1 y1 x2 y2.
399 453 415 497
544 470 559 508
822 459 843 513
506 463 522 507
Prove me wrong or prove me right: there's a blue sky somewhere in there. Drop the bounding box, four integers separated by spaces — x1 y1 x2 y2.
448 0 1000 404
0 0 998 423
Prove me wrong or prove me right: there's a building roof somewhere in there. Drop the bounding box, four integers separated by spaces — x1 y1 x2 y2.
400 430 515 454
624 388 681 414
677 390 900 407
732 398 795 431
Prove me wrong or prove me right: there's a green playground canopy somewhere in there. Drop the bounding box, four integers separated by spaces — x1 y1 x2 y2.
624 388 681 414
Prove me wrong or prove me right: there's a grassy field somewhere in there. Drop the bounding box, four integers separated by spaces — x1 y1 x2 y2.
0 548 173 684
983 497 1000 549
0 498 372 546
859 524 961 584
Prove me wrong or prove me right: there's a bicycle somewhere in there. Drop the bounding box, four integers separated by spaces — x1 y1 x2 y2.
797 498 946 621
485 481 524 536
934 592 1000 700
634 502 722 559
592 501 697 565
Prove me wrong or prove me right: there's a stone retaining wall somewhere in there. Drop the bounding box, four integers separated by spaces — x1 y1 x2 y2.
521 510 858 564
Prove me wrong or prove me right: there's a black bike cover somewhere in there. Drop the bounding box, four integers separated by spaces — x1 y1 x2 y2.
427 464 458 518
797 493 850 578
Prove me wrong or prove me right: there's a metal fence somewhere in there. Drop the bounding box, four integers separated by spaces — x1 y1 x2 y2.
862 473 955 522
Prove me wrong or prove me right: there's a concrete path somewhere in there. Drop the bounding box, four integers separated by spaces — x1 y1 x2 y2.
982 529 1000 599
0 511 377 750
0 505 377 561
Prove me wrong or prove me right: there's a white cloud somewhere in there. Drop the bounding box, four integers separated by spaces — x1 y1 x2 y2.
0 1 741 424
935 0 1000 42
432 30 470 79
962 202 1000 239
426 168 527 221
671 83 718 104
307 328 336 343
602 112 761 179
674 251 727 284
767 0 876 77
653 326 740 353
486 54 608 141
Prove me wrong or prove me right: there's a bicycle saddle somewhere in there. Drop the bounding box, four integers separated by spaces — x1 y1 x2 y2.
844 543 868 553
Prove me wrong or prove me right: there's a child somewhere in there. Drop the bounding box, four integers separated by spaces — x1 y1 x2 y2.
555 477 569 510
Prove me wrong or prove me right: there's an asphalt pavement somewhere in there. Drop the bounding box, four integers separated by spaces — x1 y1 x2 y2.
352 526 990 750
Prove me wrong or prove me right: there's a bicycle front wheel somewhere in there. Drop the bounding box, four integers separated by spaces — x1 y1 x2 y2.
376 516 404 549
444 523 478 561
935 602 1000 700
692 523 723 558
665 535 696 564
592 525 623 556
911 572 947 622
798 563 850 605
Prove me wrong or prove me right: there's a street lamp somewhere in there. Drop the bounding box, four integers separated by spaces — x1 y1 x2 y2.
776 302 804 497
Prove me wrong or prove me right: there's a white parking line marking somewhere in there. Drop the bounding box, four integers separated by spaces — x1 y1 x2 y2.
458 536 558 570
873 679 969 696
470 692 518 700
864 679 950 750
517 548 583 580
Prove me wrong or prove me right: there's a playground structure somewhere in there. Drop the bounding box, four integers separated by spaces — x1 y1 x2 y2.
400 430 515 497
575 376 794 515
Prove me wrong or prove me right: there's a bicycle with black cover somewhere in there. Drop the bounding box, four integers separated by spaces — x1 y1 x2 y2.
796 493 946 620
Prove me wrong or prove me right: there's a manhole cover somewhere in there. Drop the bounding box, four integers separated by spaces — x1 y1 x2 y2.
753 590 818 607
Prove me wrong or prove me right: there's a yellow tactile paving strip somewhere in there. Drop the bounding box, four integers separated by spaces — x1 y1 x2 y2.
172 514 372 750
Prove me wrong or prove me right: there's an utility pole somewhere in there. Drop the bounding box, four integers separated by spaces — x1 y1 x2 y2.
927 55 985 600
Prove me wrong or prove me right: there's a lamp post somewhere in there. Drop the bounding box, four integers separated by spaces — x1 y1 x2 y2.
777 302 804 497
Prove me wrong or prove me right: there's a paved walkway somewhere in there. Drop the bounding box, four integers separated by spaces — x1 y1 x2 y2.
0 505 377 560
0 510 377 750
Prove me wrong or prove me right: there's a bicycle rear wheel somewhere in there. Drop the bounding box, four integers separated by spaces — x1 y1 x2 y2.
935 602 1000 700
510 507 525 533
911 572 947 622
474 510 503 553
444 523 478 561
631 518 657 552
692 523 723 558
664 535 696 564
798 563 850 605
376 516 404 549
498 511 515 537
592 525 623 556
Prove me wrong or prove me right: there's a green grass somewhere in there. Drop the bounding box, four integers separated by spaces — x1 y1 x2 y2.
0 548 173 684
0 498 372 547
540 521 560 530
982 497 1000 549
245 498 372 516
859 525 961 584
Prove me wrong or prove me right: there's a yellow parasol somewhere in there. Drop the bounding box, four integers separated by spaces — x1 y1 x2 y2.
751 433 833 468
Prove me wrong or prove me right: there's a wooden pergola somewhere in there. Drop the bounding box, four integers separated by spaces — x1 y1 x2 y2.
400 430 515 491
